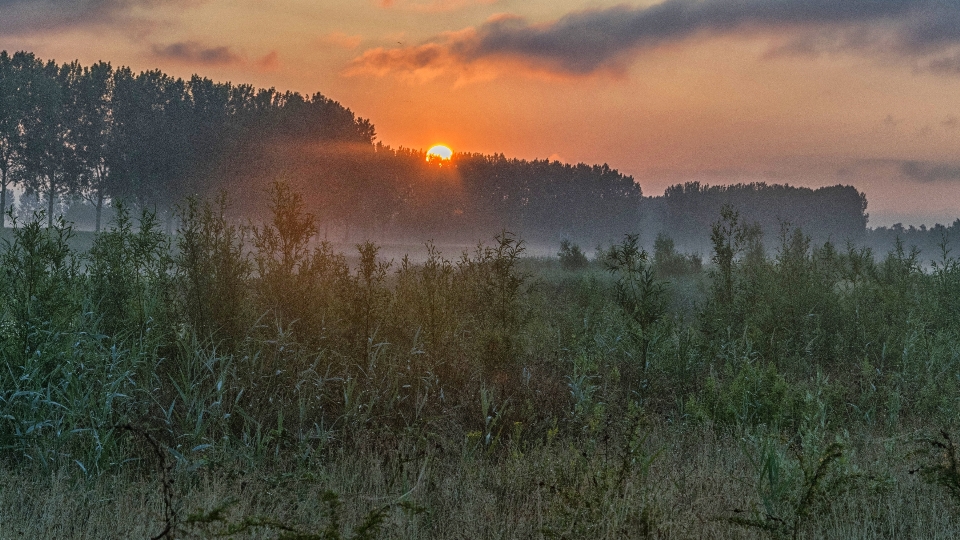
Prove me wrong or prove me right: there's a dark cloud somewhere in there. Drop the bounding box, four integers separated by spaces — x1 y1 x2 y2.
151 41 242 65
900 160 960 182
350 0 960 77
925 52 960 74
0 0 189 34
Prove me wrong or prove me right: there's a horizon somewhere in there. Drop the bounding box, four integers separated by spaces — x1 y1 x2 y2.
2 0 959 227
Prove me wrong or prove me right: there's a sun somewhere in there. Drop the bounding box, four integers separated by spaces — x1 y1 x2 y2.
426 144 453 161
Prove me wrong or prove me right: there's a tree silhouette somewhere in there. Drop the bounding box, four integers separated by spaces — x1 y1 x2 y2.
73 61 115 231
0 52 30 227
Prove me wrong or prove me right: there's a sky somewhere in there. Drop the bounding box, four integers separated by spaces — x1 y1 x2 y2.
3 0 960 226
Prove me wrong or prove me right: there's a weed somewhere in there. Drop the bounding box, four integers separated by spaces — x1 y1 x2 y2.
558 239 589 271
184 491 423 539
911 429 960 507
605 233 667 372
731 430 851 539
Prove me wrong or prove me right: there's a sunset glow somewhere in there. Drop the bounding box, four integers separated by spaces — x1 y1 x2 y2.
426 145 453 161
3 0 960 224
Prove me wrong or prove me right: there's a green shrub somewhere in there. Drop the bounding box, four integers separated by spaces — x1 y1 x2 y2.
252 181 320 335
652 233 701 277
175 194 251 348
0 211 82 363
88 202 174 343
557 239 589 271
693 360 806 430
732 430 853 540
605 233 667 372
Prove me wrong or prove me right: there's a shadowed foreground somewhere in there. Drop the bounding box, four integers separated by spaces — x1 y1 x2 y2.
3 188 960 538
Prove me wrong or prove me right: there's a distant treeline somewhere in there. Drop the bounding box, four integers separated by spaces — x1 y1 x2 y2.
640 181 870 252
0 50 642 243
865 220 960 263
1 50 888 248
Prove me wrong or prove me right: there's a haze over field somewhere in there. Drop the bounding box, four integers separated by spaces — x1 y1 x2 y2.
2 0 960 226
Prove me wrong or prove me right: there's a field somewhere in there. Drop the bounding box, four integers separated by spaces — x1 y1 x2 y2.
3 188 960 538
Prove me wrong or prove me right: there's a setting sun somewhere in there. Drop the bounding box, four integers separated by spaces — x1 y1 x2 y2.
426 145 453 161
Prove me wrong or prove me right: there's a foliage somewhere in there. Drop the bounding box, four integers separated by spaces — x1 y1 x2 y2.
88 202 173 340
252 181 320 333
0 210 81 361
0 50 897 252
540 406 662 538
649 181 868 251
604 233 667 371
731 431 852 539
911 430 960 507
557 239 589 271
652 233 702 277
4 192 960 536
184 491 423 539
175 194 251 348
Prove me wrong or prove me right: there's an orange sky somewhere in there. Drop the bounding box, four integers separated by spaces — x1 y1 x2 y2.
4 0 960 226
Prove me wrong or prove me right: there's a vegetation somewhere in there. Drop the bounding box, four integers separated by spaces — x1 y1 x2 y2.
4 182 960 537
640 181 870 252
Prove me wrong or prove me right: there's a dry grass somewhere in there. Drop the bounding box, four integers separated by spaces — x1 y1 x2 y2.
3 424 959 539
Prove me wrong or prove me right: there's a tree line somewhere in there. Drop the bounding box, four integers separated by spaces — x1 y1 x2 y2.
640 182 870 252
2 50 877 248
0 50 374 231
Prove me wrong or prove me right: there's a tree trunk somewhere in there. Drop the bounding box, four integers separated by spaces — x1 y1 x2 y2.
47 177 55 228
95 189 104 233
0 173 6 230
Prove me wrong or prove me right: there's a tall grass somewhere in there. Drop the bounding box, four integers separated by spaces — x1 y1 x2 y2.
4 185 960 536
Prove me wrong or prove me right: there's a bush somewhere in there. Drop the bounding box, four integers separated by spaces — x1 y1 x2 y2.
558 239 589 271
175 194 251 348
652 233 702 277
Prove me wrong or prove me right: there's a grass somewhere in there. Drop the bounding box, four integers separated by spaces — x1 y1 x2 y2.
4 185 960 537
3 424 960 538
0 222 97 254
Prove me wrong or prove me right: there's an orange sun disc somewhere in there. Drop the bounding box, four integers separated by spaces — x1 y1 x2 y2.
426 145 453 160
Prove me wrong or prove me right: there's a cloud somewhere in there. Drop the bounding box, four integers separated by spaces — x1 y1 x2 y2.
151 41 242 65
348 41 450 77
900 160 960 182
151 42 279 70
349 0 960 78
925 51 960 74
0 0 194 34
257 50 280 71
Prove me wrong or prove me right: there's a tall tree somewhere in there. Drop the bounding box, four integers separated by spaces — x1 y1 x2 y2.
0 52 23 227
20 59 83 226
74 61 114 232
110 68 190 213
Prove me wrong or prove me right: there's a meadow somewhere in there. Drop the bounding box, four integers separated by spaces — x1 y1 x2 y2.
4 184 960 538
